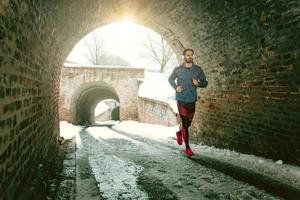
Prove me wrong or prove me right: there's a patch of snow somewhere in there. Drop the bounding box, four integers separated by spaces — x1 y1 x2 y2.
64 62 144 69
112 120 300 190
276 160 283 165
60 121 300 193
89 154 147 199
138 72 175 102
138 71 178 113
112 120 179 142
59 121 81 139
94 120 120 126
167 99 178 114
94 101 110 116
77 127 148 199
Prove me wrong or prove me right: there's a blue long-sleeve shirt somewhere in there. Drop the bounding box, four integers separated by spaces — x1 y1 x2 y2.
168 63 208 103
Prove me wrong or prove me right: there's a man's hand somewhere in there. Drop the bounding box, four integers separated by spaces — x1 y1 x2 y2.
192 78 200 86
176 86 183 93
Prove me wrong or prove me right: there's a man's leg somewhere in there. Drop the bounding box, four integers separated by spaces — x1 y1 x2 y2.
180 115 193 150
175 114 183 145
176 101 195 156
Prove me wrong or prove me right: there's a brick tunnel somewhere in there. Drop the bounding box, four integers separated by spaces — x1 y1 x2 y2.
70 81 120 125
0 0 300 198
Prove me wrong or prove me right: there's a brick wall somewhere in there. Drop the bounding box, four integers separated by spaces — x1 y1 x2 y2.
138 97 177 127
59 66 144 124
0 1 60 198
138 0 299 164
186 0 300 165
1 0 300 198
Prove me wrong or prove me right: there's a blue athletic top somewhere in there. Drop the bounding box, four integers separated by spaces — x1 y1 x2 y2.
168 63 208 103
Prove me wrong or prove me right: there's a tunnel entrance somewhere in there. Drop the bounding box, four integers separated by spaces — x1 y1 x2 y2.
62 20 179 127
71 81 120 125
2 1 300 199
94 99 120 123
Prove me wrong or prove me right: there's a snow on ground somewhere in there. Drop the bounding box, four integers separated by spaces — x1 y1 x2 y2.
138 71 173 101
112 120 300 189
76 127 149 199
59 121 81 139
94 120 120 126
64 62 144 69
134 72 300 188
112 120 179 142
60 120 300 191
167 99 178 114
192 144 300 189
84 124 284 199
138 71 178 113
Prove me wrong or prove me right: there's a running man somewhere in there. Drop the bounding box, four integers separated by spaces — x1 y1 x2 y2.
168 48 208 157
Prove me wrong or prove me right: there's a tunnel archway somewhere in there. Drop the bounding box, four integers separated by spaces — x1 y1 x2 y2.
71 81 120 125
54 0 299 164
1 1 300 198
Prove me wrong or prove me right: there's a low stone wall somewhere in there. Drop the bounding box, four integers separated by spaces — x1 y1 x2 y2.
138 97 177 127
95 108 112 122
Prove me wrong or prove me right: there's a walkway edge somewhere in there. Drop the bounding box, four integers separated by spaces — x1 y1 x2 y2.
111 126 300 199
56 137 76 199
190 154 300 199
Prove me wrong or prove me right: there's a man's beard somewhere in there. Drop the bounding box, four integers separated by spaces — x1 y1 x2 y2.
185 58 193 63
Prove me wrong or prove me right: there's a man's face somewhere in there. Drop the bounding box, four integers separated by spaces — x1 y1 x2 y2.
183 51 194 63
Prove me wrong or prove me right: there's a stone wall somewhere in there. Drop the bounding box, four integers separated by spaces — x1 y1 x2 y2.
95 108 112 122
138 97 177 127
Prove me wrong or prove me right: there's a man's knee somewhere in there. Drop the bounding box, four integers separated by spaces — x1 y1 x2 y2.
187 120 192 127
183 123 191 129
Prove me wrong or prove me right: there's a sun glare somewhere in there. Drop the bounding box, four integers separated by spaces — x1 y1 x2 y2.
122 14 134 24
66 19 178 72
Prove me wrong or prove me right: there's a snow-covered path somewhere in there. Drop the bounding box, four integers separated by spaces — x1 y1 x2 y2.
71 124 281 200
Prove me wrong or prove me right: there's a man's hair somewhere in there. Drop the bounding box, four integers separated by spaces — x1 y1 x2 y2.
183 48 194 55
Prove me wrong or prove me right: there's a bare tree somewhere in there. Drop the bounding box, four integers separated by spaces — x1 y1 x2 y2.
84 32 106 65
83 32 130 66
138 30 177 73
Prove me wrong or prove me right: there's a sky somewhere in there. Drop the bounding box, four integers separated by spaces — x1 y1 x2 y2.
66 21 178 73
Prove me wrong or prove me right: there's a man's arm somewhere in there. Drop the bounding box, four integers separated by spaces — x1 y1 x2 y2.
196 68 208 88
168 68 178 90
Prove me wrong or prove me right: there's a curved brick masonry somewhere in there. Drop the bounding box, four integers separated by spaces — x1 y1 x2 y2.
138 97 177 127
1 0 300 198
59 65 144 124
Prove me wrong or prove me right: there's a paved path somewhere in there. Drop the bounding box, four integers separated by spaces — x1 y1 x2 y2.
73 126 280 200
